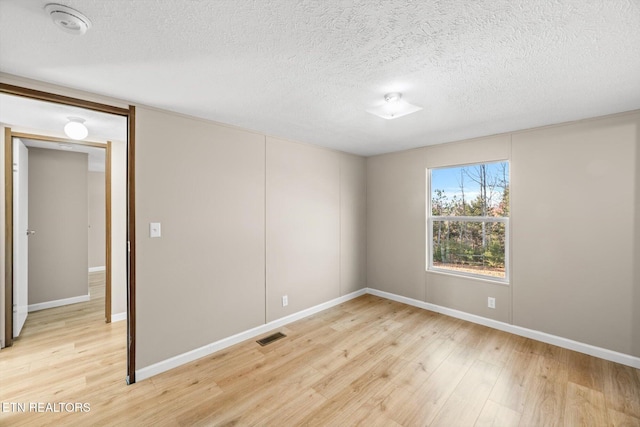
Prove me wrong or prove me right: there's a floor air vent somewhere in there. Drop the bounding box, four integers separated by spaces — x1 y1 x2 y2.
257 332 286 346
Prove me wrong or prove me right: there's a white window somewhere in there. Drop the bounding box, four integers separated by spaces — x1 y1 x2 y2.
427 161 509 282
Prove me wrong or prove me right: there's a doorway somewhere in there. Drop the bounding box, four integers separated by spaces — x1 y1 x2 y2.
10 133 112 337
0 84 137 383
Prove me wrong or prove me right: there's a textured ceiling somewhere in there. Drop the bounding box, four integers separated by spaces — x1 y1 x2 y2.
1 0 639 156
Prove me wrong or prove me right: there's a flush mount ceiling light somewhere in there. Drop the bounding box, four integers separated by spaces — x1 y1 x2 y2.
384 92 402 103
44 3 92 35
366 92 423 120
64 117 88 140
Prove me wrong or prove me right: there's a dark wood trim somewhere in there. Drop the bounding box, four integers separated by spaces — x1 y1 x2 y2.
11 132 107 148
127 105 136 384
3 128 13 347
105 141 112 324
0 83 129 117
1 84 135 384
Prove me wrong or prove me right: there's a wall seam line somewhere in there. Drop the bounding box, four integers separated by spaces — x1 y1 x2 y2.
264 135 267 325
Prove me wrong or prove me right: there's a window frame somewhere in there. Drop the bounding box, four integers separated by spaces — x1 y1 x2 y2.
426 162 510 284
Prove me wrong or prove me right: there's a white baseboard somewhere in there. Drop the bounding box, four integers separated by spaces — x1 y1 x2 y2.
89 266 106 273
111 312 127 323
135 288 367 382
28 294 90 312
367 288 640 369
135 285 639 382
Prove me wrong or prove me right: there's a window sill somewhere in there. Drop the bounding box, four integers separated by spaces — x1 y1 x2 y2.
426 268 510 286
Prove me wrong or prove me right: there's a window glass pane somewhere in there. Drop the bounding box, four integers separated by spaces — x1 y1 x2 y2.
432 220 506 279
431 161 509 217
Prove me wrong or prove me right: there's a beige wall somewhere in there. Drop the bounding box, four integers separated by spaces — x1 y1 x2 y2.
367 112 640 357
28 148 88 304
266 137 340 320
135 108 368 369
136 108 266 368
265 138 366 320
340 154 367 295
367 149 427 301
511 114 639 356
88 171 105 268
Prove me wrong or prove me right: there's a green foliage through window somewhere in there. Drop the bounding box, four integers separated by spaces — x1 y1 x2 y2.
428 161 509 281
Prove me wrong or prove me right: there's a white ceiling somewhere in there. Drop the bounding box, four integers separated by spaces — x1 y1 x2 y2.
1 0 639 156
0 93 124 173
0 93 127 142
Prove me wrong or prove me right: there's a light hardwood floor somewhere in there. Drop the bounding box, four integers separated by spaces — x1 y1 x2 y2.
1 273 639 426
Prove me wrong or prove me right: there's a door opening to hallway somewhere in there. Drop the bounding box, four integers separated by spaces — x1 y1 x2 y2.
1 87 135 383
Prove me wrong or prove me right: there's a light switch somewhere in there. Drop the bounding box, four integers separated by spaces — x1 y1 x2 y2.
150 222 161 238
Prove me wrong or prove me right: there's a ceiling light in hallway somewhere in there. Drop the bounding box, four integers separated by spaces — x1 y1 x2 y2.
64 117 88 140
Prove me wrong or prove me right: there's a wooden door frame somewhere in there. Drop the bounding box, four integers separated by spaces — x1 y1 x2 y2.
3 127 12 348
7 132 113 323
105 141 112 323
1 83 137 384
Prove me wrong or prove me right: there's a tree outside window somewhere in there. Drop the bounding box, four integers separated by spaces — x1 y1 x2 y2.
428 161 509 282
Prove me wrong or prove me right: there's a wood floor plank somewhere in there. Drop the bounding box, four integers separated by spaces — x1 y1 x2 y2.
564 382 608 427
429 359 502 427
309 332 401 399
607 408 640 427
391 337 453 391
476 328 520 367
567 349 606 392
1 284 638 426
518 355 569 427
516 337 570 365
475 399 521 427
604 360 640 419
386 352 474 426
297 354 403 426
488 349 538 414
348 381 403 427
257 389 328 426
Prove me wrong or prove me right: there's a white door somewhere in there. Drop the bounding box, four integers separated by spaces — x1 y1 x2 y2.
13 138 29 337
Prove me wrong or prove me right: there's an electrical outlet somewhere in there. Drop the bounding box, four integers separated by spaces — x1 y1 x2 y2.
488 297 496 309
282 295 288 307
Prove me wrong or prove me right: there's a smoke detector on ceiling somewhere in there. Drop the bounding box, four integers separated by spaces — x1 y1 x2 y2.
44 3 92 35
